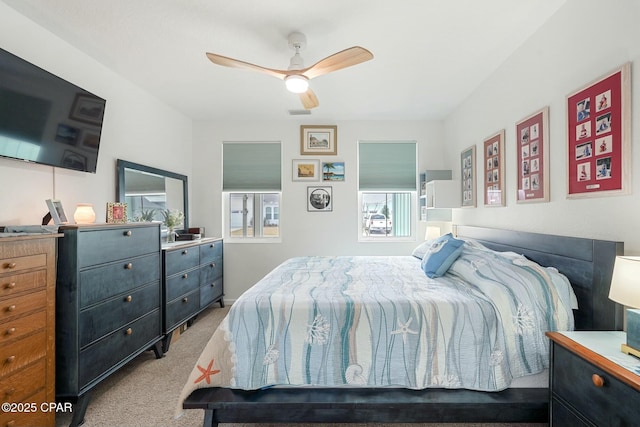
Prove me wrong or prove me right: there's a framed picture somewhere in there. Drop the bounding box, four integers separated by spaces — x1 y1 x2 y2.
81 131 101 150
483 129 505 206
307 186 332 212
566 62 631 198
292 159 320 181
517 106 550 203
69 93 106 126
322 161 345 182
45 199 68 224
300 125 337 155
106 202 127 224
460 145 476 208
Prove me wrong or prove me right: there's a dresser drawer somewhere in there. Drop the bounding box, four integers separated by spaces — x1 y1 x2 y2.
79 310 161 389
200 259 222 285
0 270 46 298
0 388 51 427
0 330 46 377
200 277 223 307
165 247 199 277
0 310 46 345
80 283 160 348
79 254 159 308
166 268 200 302
0 290 46 322
199 240 222 265
1 253 47 275
552 344 640 425
1 357 46 404
77 225 159 268
166 289 199 330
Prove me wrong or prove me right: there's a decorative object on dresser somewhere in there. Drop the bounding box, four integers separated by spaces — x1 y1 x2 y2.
547 331 640 426
608 256 640 357
56 223 163 427
73 203 96 224
106 202 127 224
162 238 223 353
1 233 59 427
44 198 68 225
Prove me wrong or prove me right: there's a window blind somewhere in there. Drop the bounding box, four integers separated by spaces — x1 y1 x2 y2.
358 141 417 190
223 142 282 191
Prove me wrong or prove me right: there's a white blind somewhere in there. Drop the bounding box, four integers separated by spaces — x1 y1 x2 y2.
358 141 417 190
223 142 281 191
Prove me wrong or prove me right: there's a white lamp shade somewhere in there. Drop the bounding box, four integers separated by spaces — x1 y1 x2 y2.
609 256 640 308
285 75 309 93
74 203 96 224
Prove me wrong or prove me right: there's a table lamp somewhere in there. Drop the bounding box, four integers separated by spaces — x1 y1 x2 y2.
608 256 640 357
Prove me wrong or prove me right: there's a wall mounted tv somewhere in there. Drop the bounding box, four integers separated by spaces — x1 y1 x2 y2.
0 47 106 173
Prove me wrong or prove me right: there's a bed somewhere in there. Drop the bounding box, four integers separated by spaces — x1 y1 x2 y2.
179 226 623 425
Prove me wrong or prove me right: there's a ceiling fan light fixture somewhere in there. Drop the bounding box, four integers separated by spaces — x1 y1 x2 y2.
285 75 309 93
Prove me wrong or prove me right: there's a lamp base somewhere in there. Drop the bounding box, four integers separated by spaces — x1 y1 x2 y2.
621 343 640 359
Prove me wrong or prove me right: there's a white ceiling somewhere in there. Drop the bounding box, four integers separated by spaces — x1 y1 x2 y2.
3 0 567 121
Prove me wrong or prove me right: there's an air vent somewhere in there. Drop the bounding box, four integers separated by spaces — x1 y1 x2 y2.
288 109 311 116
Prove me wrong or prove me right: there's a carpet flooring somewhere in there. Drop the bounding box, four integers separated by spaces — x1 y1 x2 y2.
55 305 547 427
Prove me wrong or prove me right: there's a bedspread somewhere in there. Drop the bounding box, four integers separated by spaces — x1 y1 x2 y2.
177 244 576 415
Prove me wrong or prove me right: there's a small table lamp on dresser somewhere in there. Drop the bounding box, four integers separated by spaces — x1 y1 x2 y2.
608 256 640 357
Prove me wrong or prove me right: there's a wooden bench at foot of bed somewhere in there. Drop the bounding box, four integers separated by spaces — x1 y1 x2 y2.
183 387 548 426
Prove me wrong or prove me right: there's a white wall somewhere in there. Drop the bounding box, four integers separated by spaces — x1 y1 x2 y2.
191 120 446 299
0 3 193 225
445 0 640 254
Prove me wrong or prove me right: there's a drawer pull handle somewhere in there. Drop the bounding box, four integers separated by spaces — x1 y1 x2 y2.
6 327 16 335
210 283 216 287
6 305 16 312
5 387 15 396
183 297 188 303
125 263 133 270
125 328 133 335
4 282 16 289
3 262 17 270
210 244 215 248
182 273 188 279
125 295 132 302
182 249 188 255
6 355 16 363
210 263 215 268
592 374 605 387
7 420 16 427
124 230 132 237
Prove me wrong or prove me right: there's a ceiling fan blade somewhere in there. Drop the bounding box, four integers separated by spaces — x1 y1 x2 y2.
205 52 289 80
301 46 373 80
300 88 319 109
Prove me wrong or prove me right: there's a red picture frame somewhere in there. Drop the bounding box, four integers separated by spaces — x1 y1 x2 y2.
516 107 550 203
566 63 631 198
483 130 505 206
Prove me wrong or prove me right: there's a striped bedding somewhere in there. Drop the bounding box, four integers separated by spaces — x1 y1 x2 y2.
176 240 576 413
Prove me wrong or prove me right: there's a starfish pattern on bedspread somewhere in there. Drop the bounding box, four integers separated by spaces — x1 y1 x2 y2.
194 359 220 384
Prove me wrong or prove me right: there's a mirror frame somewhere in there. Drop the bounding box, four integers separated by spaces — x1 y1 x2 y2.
116 159 189 230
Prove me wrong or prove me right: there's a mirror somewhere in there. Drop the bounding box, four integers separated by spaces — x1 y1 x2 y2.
116 159 189 230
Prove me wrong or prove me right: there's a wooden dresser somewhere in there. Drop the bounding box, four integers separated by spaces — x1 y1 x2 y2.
547 331 640 426
56 223 163 427
1 233 59 427
162 237 223 352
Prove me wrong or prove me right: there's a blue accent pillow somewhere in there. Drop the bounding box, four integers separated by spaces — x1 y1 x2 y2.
420 233 464 278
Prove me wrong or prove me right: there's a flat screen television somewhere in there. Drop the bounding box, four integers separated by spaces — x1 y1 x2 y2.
0 47 106 173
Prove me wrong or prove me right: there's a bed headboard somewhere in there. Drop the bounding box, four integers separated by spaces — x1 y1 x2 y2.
454 225 624 331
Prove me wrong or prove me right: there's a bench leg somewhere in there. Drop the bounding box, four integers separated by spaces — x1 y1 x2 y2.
202 409 217 427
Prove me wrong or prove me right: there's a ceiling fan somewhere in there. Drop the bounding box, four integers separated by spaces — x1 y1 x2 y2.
205 32 373 109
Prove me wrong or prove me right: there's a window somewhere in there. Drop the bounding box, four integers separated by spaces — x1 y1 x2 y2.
358 141 417 240
223 142 281 240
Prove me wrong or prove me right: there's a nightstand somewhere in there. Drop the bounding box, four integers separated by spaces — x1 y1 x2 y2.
547 331 640 426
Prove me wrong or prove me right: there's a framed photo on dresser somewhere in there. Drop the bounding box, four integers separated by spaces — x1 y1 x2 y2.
566 62 631 198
